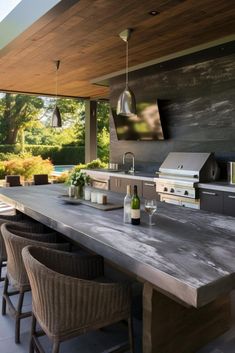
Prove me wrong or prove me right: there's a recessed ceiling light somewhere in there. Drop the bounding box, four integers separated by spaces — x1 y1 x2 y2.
149 10 159 16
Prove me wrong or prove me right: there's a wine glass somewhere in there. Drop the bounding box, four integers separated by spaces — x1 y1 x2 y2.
145 199 157 226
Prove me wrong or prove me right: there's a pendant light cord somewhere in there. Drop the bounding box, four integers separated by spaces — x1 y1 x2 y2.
55 66 58 104
55 60 60 106
126 40 128 88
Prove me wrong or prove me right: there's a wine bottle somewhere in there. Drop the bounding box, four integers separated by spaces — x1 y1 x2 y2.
131 185 140 225
123 185 131 223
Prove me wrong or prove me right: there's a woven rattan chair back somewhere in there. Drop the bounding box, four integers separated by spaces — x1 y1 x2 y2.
1 223 69 289
0 218 52 281
1 223 70 344
5 175 21 187
0 213 24 280
22 245 134 353
33 174 49 185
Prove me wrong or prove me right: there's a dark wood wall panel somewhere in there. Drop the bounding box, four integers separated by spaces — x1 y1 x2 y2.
109 50 235 169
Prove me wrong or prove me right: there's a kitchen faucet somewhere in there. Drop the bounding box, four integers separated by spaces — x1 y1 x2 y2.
123 152 135 174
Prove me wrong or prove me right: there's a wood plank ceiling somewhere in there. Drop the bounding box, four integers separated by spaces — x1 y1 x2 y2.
0 0 235 99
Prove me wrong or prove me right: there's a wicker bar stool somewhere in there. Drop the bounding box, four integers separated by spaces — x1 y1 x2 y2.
0 214 47 281
1 223 70 344
22 245 134 353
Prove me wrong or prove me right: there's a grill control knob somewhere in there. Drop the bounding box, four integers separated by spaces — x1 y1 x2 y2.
164 187 168 192
184 190 189 196
170 188 174 193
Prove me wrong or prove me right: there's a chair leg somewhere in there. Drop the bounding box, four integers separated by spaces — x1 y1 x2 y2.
2 275 9 315
15 291 25 344
128 316 135 353
29 313 37 353
52 341 60 353
0 260 2 281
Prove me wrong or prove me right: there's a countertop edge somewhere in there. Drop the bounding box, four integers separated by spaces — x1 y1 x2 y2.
198 182 235 193
84 169 156 181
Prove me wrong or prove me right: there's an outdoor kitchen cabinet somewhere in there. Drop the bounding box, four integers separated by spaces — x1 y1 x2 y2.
142 181 160 200
199 188 235 217
223 192 235 217
110 176 143 195
199 189 224 214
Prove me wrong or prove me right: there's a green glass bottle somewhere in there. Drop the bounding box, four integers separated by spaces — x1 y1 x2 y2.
131 185 140 225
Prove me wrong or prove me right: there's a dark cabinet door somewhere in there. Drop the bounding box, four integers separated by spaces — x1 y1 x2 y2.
223 192 235 217
142 181 159 200
199 189 223 214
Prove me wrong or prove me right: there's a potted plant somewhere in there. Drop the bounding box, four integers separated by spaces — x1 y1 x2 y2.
67 170 91 199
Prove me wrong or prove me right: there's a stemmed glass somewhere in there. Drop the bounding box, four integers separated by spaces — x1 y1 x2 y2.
145 199 157 226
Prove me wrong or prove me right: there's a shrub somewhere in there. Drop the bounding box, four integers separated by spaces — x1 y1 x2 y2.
0 145 85 165
55 172 69 183
4 159 25 176
72 159 107 173
0 152 33 161
0 162 5 179
22 156 53 180
0 145 109 165
2 155 53 180
0 144 21 154
25 145 85 164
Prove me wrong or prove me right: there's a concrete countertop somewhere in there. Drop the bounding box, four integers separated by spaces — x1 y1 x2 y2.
87 171 235 193
84 169 156 182
0 184 235 308
198 181 235 193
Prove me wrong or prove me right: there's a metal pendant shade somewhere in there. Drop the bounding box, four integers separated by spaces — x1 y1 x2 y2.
117 86 136 116
116 29 136 116
51 60 62 128
51 106 62 128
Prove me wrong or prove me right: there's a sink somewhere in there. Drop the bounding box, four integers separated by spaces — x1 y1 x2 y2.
114 170 141 175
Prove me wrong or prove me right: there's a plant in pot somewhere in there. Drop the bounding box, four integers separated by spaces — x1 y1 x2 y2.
67 171 91 199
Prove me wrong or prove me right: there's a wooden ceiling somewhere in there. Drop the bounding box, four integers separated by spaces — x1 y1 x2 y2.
0 0 235 99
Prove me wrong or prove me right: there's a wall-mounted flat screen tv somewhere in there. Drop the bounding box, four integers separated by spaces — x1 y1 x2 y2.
112 101 165 141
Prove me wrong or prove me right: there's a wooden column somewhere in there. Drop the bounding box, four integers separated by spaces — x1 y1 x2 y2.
143 282 231 353
85 100 97 163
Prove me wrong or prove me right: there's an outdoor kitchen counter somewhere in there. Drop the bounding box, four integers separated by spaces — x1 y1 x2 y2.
0 183 234 307
84 168 156 181
198 181 235 193
0 184 235 353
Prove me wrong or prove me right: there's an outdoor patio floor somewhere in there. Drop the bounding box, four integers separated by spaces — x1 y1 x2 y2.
0 265 235 353
0 266 142 353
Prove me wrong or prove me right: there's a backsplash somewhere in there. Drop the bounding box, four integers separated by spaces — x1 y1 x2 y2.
109 43 235 177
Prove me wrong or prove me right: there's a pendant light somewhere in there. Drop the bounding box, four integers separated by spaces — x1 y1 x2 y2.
51 60 62 128
116 28 136 116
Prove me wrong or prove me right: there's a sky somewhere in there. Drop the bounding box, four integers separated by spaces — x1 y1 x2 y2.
0 0 22 22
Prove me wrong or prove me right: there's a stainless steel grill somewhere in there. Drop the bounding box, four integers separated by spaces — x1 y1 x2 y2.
154 152 220 209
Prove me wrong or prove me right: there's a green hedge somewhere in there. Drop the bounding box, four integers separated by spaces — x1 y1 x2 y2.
0 144 21 154
0 145 85 165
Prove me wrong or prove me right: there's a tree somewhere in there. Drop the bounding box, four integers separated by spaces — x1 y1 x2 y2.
97 101 110 162
0 92 110 163
0 93 44 144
